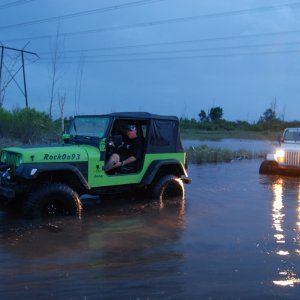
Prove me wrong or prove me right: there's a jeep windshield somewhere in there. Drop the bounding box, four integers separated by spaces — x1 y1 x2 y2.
69 116 110 138
283 128 300 143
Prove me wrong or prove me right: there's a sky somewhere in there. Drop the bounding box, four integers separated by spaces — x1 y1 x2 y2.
1 0 300 122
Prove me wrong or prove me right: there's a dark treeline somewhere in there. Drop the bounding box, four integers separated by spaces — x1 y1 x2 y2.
180 105 300 132
180 117 300 132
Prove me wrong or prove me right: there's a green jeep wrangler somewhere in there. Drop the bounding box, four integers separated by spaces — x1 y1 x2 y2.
0 112 191 218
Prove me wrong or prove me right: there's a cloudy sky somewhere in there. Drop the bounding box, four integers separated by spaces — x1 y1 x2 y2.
1 0 300 122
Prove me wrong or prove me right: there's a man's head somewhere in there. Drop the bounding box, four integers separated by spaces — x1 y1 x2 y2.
126 124 137 139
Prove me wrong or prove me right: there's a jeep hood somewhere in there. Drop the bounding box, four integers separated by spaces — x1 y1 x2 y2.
1 144 100 164
280 143 300 151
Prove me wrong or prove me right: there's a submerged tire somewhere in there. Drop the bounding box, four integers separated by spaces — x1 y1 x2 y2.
23 183 82 219
152 175 184 200
259 160 278 175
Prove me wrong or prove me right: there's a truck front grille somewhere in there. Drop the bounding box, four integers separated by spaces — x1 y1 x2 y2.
284 151 300 166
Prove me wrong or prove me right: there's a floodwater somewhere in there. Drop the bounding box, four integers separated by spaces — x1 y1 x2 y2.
2 157 300 298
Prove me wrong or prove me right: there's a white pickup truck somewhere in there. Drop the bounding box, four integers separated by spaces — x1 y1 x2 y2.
259 128 300 175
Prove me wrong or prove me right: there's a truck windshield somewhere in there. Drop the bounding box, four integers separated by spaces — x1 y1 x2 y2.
283 129 300 141
69 117 110 138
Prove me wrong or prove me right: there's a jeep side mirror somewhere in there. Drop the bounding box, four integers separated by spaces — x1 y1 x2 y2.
62 133 70 144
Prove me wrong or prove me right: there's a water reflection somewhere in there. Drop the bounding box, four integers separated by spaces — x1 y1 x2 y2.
272 178 286 247
268 176 300 287
0 196 187 299
296 182 300 256
0 197 186 258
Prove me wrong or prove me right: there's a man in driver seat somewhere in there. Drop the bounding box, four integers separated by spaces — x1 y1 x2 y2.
105 124 143 173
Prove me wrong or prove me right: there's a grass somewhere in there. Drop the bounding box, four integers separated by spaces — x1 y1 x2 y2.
186 144 266 164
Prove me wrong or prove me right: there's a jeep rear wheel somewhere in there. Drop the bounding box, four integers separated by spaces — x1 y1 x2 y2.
23 183 82 219
152 175 184 200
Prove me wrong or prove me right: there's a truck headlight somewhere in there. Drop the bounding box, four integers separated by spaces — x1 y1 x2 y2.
275 149 285 163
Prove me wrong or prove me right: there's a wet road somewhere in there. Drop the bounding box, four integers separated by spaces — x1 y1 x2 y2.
2 160 300 299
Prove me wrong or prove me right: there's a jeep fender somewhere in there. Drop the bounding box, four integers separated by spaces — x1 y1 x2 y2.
15 163 90 190
142 160 188 185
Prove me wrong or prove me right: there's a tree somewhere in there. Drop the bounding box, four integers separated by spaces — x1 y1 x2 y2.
260 99 278 122
74 54 84 115
198 110 208 122
58 93 66 132
262 108 276 121
48 23 65 118
209 106 223 122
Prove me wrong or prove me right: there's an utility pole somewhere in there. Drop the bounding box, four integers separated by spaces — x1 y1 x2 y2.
0 45 39 108
21 50 28 107
0 46 4 106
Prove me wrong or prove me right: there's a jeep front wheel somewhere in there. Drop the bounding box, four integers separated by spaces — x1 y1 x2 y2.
23 183 82 219
152 175 184 200
259 160 279 174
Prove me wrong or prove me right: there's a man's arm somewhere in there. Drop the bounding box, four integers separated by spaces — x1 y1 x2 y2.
115 156 136 168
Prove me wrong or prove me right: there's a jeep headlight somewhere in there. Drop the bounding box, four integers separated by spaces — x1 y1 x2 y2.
275 149 285 163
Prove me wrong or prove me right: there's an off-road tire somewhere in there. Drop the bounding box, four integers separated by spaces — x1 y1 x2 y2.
23 183 82 219
152 175 184 200
259 160 279 175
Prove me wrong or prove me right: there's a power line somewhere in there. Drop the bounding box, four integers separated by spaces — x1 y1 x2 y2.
38 40 300 59
37 48 300 64
0 0 168 31
4 1 300 43
0 0 36 10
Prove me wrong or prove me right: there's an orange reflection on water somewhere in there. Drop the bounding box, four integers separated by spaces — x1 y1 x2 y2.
272 179 285 244
271 177 300 287
159 195 186 219
296 182 300 255
273 270 300 287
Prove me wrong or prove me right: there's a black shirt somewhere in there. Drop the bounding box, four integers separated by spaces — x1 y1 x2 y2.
117 136 143 169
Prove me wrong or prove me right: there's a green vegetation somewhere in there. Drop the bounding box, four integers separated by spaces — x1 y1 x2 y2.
0 107 62 147
186 145 265 164
180 117 300 135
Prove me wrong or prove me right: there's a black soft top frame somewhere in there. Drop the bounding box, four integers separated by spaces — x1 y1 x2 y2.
74 112 183 153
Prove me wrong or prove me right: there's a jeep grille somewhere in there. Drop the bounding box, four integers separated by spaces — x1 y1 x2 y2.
284 151 300 166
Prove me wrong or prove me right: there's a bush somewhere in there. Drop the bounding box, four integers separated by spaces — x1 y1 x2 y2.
0 107 13 136
186 145 260 164
0 107 61 144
